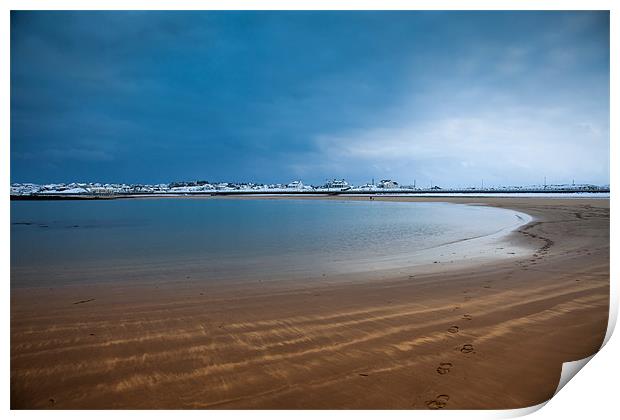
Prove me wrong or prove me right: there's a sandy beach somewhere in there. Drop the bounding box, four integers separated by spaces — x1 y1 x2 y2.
10 196 609 409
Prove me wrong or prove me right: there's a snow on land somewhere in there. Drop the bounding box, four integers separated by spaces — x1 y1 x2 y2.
44 187 90 194
9 181 609 197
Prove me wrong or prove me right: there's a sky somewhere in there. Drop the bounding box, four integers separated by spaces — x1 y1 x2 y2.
10 11 610 187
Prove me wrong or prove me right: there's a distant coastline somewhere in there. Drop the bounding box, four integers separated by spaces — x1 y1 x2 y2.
9 180 611 200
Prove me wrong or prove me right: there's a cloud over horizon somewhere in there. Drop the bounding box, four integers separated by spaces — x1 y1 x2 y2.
11 11 610 186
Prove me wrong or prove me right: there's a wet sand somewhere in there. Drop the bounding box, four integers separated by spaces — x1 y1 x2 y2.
10 197 609 409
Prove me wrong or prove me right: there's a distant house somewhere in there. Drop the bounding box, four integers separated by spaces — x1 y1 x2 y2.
287 180 304 189
378 179 399 189
88 186 115 194
324 179 350 189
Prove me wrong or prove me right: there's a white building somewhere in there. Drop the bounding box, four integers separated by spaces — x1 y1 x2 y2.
325 179 350 189
286 180 304 189
378 179 399 188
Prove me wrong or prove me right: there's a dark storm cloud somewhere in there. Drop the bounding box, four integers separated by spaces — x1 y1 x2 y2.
11 11 609 186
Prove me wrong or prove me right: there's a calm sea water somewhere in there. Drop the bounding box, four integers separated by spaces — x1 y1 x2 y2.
11 199 525 287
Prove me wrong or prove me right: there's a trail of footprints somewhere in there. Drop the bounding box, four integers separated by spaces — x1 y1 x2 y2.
513 220 556 269
424 311 477 409
425 224 540 409
424 208 604 409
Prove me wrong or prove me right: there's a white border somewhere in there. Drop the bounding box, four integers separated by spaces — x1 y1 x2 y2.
3 2 616 419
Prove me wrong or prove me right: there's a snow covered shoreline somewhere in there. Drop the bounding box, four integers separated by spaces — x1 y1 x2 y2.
10 179 609 198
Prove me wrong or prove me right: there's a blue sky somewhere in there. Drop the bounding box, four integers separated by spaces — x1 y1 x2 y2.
11 11 609 186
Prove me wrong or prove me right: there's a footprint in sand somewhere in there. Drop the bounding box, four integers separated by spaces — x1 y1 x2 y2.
436 362 453 374
447 326 459 334
426 395 450 409
462 314 472 321
460 344 474 354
